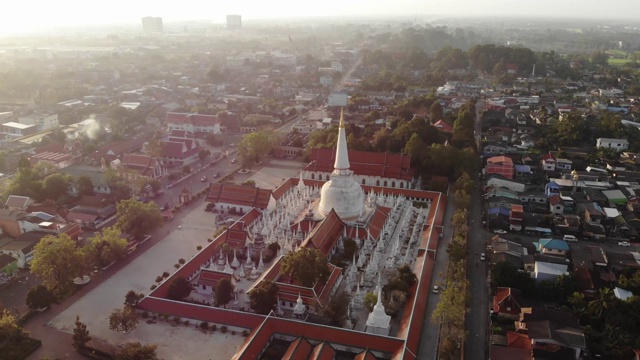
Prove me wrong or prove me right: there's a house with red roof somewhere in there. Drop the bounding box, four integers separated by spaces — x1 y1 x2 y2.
493 287 523 319
166 112 220 136
486 156 514 179
433 119 453 133
304 149 414 189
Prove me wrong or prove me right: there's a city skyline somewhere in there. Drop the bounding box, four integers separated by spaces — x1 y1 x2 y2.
1 0 639 35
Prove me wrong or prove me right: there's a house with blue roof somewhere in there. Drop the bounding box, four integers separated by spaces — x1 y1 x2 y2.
534 238 570 256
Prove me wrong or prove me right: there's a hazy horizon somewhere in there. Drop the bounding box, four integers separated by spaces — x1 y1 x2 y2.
1 0 639 35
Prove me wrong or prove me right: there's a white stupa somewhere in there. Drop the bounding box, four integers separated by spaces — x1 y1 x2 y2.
318 109 365 220
365 281 391 336
292 293 308 321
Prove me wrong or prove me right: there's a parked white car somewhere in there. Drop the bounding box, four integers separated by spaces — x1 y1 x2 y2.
493 229 507 234
618 241 631 247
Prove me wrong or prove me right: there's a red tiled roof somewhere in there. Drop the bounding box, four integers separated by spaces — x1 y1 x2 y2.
490 345 531 360
166 112 219 126
30 151 73 163
433 120 454 133
309 342 336 360
66 211 98 223
549 195 562 205
355 349 378 360
506 331 532 350
487 156 513 165
207 183 272 210
226 229 247 249
302 209 344 255
92 137 146 161
493 287 522 316
197 269 232 288
305 149 414 181
282 337 313 360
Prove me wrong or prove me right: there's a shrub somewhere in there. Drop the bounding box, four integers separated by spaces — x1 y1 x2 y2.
200 321 209 330
242 329 249 337
162 314 170 320
141 312 148 319
173 316 180 323
162 271 170 278
221 325 227 333
211 324 217 332
155 276 163 283
197 245 203 250
174 264 180 269
231 330 236 335
208 239 213 242
150 285 157 290
184 320 190 326
179 258 186 264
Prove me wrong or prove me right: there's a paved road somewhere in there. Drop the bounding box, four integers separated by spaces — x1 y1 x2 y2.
417 185 456 360
20 158 247 359
464 100 490 360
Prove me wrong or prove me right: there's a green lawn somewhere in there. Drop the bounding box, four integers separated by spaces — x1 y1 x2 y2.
608 58 631 66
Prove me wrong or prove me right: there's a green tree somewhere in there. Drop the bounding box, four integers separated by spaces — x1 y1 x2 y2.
72 316 91 351
124 290 144 308
588 288 616 319
115 342 159 360
364 292 377 312
342 238 358 263
215 278 234 308
76 175 95 196
115 199 163 238
429 101 443 121
0 309 29 343
85 227 128 267
167 276 192 300
237 130 281 168
322 291 350 326
281 248 330 287
145 136 164 158
249 280 278 315
108 306 138 333
30 234 87 295
42 173 70 200
26 285 56 310
198 149 211 163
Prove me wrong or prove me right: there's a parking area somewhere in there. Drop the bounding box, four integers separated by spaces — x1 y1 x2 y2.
48 201 245 360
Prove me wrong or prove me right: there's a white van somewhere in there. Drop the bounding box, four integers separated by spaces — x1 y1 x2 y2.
563 235 578 242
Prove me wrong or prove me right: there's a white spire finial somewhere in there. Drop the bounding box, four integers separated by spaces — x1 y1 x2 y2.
333 108 350 171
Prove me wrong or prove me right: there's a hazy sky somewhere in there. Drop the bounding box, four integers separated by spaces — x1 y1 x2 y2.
1 0 639 34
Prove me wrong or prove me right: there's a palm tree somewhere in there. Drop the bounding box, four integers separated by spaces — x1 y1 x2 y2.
588 288 615 319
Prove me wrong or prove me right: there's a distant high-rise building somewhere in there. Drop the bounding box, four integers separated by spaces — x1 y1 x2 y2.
142 16 163 33
226 14 242 30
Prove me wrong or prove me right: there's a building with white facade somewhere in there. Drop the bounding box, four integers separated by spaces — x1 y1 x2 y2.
166 112 220 135
596 138 629 150
18 112 59 131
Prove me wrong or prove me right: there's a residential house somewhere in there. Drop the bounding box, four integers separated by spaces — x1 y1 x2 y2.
579 202 606 224
596 138 629 150
0 231 49 268
549 195 564 215
4 196 33 211
61 165 113 195
66 195 117 230
513 165 532 182
1 122 37 139
533 261 569 282
534 238 570 256
555 158 573 171
493 287 523 319
486 175 526 193
509 205 524 231
540 153 556 172
486 156 514 179
166 112 221 136
433 120 453 133
88 137 147 165
515 307 586 359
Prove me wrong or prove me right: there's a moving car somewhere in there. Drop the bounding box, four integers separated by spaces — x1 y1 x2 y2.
200 176 207 182
493 229 507 234
480 253 486 261
432 285 439 294
618 241 631 247
563 235 578 242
